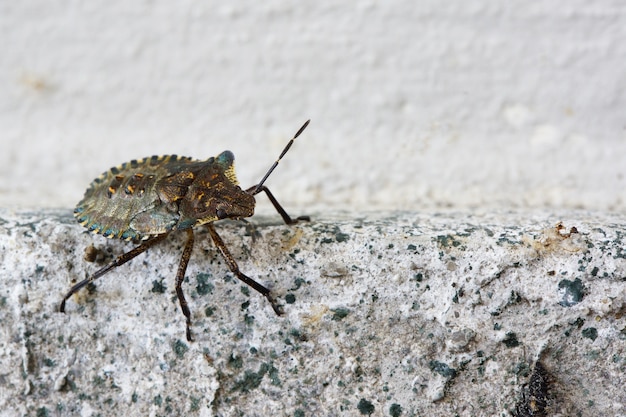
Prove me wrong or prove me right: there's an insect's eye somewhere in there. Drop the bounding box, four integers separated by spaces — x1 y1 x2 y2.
216 209 228 219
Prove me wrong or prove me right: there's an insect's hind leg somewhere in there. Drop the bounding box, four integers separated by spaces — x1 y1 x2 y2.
175 229 195 342
206 223 283 315
59 233 169 312
246 185 310 225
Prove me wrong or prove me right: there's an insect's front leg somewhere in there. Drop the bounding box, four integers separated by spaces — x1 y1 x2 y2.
59 233 169 312
206 223 283 315
246 185 310 225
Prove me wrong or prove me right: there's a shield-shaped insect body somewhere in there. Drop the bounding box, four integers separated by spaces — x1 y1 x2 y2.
61 120 311 341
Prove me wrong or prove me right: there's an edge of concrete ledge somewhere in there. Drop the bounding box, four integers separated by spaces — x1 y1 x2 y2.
1 208 625 416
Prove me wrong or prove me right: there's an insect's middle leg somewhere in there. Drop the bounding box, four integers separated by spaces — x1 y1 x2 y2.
175 229 195 342
206 223 283 315
246 185 310 225
59 233 169 313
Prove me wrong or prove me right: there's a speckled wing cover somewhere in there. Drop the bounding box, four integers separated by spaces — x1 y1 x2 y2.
74 154 234 242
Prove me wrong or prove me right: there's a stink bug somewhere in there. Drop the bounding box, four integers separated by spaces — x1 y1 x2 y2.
60 120 311 341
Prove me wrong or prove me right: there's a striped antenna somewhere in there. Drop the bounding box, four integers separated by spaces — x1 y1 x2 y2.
252 120 310 195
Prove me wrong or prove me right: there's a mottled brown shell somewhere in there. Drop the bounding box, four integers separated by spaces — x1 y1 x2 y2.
74 152 255 241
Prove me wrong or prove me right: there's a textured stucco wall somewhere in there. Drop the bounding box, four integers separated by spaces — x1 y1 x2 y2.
1 1 625 211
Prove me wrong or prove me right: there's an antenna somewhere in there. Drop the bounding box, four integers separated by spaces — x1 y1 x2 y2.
251 120 310 195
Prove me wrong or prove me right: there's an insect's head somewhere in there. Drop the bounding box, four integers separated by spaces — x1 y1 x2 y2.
212 187 256 221
178 120 310 229
179 151 256 227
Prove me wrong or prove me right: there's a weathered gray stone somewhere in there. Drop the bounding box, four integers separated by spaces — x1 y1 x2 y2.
0 208 624 416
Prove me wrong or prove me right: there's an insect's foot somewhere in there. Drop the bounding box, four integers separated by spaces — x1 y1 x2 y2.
285 215 310 224
267 295 284 316
186 326 194 342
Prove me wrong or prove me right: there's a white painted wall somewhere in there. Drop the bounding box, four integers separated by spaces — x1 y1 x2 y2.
2 1 625 211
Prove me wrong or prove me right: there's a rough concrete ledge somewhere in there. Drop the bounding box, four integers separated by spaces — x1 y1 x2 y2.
0 208 625 416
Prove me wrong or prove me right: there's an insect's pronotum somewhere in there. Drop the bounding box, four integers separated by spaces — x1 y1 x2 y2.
60 120 311 341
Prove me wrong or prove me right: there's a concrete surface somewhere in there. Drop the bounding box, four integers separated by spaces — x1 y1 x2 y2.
0 208 624 416
1 1 626 211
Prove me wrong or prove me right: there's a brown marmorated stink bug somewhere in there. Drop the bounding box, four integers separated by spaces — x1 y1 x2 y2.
60 120 311 341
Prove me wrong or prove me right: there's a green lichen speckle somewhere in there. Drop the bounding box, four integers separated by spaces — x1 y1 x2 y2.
289 328 304 342
558 278 585 306
582 327 598 341
291 277 306 290
428 360 457 379
285 293 296 304
189 396 200 412
502 332 520 348
513 361 531 377
240 286 250 297
434 234 463 249
389 403 403 416
151 279 166 294
36 407 49 417
92 375 105 387
294 410 305 417
231 363 272 393
570 317 585 328
268 362 281 386
357 398 375 415
331 307 350 321
172 340 188 358
164 396 173 413
196 272 214 296
334 227 350 243
508 291 522 305
228 354 243 369
319 225 351 243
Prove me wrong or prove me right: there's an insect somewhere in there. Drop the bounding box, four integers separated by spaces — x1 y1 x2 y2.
60 120 311 341
514 360 549 417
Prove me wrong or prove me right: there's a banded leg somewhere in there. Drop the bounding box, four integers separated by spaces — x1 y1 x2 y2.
206 223 283 315
59 233 169 312
175 229 195 342
246 185 310 225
